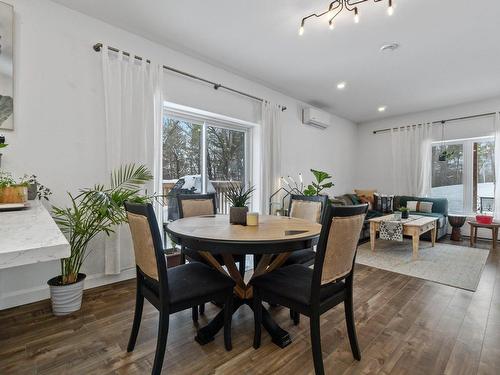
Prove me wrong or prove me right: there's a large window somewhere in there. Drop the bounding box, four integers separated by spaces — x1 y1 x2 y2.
431 137 495 214
162 108 250 221
431 143 464 213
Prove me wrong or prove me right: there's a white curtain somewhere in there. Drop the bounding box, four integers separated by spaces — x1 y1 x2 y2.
101 46 163 275
391 123 432 197
494 113 500 220
259 102 282 214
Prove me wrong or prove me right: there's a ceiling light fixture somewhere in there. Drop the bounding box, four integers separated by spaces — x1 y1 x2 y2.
387 0 394 15
337 81 346 89
299 0 396 35
380 42 400 52
354 7 360 23
378 106 387 112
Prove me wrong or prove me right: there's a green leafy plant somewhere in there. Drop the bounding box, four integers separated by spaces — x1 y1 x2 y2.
303 169 334 196
21 174 52 200
0 171 17 188
52 164 153 285
399 207 409 212
438 148 455 161
0 143 7 149
224 182 255 207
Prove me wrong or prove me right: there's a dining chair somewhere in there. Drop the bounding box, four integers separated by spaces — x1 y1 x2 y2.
280 194 329 325
283 194 329 267
125 202 235 375
177 193 246 321
251 204 368 375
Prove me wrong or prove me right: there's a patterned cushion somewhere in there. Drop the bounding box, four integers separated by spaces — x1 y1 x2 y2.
374 193 394 213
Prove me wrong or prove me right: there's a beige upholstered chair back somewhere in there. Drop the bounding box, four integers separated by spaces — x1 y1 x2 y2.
180 199 215 218
290 199 323 223
320 214 365 284
127 211 159 281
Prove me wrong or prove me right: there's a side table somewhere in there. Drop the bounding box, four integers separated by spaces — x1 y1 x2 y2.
448 215 466 241
468 220 500 249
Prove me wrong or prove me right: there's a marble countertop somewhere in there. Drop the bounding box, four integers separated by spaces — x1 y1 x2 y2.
0 201 70 269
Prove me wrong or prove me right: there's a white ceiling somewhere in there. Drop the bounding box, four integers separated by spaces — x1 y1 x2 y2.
52 0 500 123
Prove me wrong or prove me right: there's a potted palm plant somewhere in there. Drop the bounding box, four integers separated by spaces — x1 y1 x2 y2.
50 164 153 316
224 182 255 225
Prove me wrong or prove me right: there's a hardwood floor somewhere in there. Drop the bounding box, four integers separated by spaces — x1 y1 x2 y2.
1 238 499 374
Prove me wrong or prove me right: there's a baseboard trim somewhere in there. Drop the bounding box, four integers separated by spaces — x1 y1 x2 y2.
0 268 136 310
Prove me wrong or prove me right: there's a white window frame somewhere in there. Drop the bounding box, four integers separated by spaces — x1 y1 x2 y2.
431 136 494 214
162 101 256 200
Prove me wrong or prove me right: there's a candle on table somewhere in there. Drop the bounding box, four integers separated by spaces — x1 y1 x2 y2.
247 212 259 226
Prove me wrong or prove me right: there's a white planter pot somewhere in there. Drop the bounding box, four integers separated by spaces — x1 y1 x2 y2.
47 274 86 316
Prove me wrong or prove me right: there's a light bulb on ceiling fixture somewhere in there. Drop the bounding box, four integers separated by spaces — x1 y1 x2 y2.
354 8 360 23
329 20 335 30
387 0 394 15
337 81 346 90
299 20 305 36
378 106 387 112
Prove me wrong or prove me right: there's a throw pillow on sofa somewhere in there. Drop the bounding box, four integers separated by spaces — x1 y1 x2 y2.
406 200 433 213
374 193 394 213
354 189 377 206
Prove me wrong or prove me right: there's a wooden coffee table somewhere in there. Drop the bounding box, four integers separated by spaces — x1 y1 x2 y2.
369 215 438 260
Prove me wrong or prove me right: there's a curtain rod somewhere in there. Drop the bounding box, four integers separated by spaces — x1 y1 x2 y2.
93 43 287 112
372 112 497 134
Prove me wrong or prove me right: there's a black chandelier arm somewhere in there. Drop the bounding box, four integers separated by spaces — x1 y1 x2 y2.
301 1 343 27
328 3 344 23
345 0 385 12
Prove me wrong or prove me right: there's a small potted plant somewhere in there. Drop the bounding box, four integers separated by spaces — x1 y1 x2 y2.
399 207 410 219
50 164 153 316
224 182 255 225
22 175 52 201
0 171 28 204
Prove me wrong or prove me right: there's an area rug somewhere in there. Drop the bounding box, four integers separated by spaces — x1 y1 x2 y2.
356 240 489 291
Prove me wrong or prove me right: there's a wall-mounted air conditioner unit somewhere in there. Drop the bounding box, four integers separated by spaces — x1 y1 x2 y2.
302 108 330 129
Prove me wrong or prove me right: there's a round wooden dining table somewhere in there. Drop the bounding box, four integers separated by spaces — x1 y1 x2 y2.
166 214 321 348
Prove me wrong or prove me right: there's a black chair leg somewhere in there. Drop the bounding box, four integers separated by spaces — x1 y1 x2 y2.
239 256 246 278
310 312 324 375
180 246 186 265
345 292 361 360
253 290 262 349
152 312 169 375
127 277 144 352
290 309 300 325
199 303 205 315
192 306 199 322
224 293 233 351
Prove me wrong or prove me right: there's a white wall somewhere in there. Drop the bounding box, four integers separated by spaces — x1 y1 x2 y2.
0 0 358 308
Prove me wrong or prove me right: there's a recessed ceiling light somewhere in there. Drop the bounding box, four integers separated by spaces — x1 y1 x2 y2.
380 42 400 52
337 81 346 90
378 106 387 112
